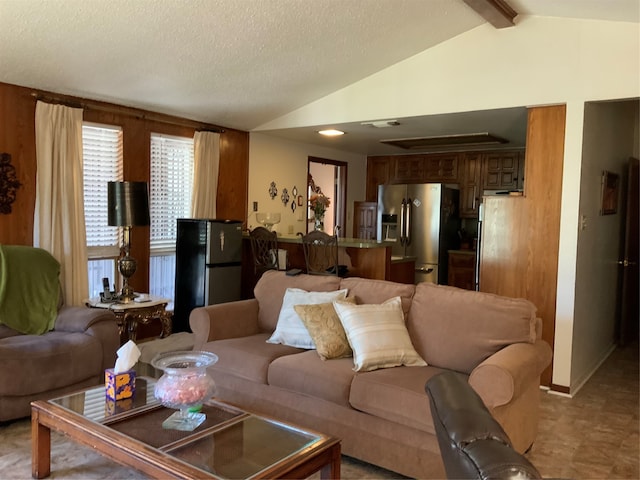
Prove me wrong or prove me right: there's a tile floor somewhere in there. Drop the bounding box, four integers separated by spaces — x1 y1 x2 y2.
1 342 637 479
526 341 639 479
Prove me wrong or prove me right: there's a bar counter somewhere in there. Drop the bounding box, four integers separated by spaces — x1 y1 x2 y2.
241 233 397 298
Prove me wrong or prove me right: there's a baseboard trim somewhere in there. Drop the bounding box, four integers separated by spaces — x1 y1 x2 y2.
549 342 618 397
550 383 570 394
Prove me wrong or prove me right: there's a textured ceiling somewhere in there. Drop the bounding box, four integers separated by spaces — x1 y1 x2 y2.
0 0 484 130
1 0 637 154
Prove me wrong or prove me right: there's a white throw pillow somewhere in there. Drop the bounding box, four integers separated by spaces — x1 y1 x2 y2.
267 288 348 348
333 296 427 372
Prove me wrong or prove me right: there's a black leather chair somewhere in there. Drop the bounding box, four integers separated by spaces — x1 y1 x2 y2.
425 371 542 480
249 226 279 277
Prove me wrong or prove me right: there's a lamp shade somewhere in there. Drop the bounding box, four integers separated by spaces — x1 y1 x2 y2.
107 181 150 227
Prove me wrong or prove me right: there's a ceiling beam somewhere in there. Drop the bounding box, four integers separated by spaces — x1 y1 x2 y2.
462 0 518 28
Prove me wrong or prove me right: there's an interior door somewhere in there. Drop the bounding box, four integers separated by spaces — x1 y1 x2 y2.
617 157 639 345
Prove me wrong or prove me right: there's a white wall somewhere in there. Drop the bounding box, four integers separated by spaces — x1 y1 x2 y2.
571 100 639 391
254 15 640 390
248 133 366 235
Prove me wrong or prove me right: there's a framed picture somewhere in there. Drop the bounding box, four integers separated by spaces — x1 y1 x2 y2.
600 170 619 215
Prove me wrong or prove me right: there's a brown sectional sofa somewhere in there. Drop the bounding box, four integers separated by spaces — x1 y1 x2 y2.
190 271 552 479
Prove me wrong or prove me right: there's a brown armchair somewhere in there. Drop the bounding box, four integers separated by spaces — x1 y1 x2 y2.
0 246 119 422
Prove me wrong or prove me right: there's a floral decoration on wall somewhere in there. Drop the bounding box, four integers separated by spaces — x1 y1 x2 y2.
0 153 22 214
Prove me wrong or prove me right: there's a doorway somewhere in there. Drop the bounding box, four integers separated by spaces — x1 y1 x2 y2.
617 156 639 346
307 157 347 235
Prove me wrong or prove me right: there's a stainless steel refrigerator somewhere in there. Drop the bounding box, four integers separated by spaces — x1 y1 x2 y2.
377 184 461 284
173 219 243 332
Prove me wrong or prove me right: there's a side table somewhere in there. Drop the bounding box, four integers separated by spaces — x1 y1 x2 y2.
85 295 172 344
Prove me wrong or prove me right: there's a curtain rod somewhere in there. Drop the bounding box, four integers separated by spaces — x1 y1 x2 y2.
30 92 225 133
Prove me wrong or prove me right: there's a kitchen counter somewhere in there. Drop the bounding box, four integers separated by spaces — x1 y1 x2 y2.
241 233 399 297
275 234 394 249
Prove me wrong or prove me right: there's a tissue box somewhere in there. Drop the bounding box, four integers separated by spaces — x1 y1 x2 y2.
105 369 136 401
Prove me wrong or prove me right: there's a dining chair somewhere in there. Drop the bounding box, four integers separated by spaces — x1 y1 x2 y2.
249 226 279 277
298 228 343 276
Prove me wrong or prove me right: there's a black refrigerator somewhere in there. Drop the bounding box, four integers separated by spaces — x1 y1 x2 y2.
173 219 243 332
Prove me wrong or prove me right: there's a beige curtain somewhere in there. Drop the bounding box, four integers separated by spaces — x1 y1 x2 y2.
191 131 220 218
34 101 88 306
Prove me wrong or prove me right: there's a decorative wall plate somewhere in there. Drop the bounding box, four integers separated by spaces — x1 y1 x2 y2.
292 186 298 197
291 200 296 212
281 188 289 205
269 181 277 199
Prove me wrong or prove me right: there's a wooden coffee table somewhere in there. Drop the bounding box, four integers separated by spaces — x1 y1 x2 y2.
31 377 341 479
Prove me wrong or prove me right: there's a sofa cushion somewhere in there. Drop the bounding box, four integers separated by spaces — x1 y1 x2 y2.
0 332 103 396
349 365 446 434
0 324 21 340
268 350 356 406
206 333 303 384
334 297 426 372
340 277 415 317
293 298 356 360
254 271 341 332
267 288 348 348
407 283 537 374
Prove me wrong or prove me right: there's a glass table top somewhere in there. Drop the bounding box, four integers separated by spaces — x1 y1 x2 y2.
48 378 324 479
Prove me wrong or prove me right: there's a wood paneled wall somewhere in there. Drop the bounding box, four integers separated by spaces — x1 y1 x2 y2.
0 82 249 293
480 105 566 386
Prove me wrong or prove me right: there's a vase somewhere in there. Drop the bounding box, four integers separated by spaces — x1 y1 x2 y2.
151 350 218 431
314 214 324 231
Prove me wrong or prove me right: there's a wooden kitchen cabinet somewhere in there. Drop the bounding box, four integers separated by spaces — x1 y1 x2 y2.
353 201 377 239
393 155 425 183
459 152 483 218
483 151 521 190
423 154 459 182
366 156 392 201
393 153 459 183
447 250 476 290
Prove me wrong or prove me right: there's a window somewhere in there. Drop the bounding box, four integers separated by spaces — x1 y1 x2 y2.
82 124 123 297
149 133 194 303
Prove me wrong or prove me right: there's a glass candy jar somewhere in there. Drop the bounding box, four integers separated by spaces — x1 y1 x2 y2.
151 350 218 431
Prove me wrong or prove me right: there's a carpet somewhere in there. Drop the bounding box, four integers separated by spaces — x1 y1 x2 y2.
0 417 407 479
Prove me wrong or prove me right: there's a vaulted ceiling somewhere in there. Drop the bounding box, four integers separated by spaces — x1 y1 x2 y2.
1 0 637 154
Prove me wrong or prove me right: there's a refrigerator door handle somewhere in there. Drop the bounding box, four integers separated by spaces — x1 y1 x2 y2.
400 198 407 246
416 266 434 274
405 198 412 246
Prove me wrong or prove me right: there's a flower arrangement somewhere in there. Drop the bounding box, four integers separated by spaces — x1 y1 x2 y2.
309 193 330 217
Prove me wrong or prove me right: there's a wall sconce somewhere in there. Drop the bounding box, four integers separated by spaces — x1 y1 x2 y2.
107 181 150 303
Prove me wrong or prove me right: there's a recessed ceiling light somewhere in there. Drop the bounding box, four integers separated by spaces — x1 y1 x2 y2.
318 129 345 136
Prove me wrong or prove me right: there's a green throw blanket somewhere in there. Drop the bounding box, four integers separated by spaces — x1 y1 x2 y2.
0 245 60 335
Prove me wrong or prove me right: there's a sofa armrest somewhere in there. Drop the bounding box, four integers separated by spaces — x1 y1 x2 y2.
469 340 552 408
54 306 117 333
190 299 260 350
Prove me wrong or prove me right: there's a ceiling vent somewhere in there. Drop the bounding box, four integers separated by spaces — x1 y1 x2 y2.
361 120 400 128
380 132 508 150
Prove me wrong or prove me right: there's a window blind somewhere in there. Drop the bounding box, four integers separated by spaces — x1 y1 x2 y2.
82 123 123 258
150 133 194 254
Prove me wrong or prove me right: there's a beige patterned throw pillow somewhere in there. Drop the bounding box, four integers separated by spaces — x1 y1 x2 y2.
294 297 356 360
333 296 427 372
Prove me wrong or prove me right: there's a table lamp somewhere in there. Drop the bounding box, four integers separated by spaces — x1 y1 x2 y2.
108 181 150 303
